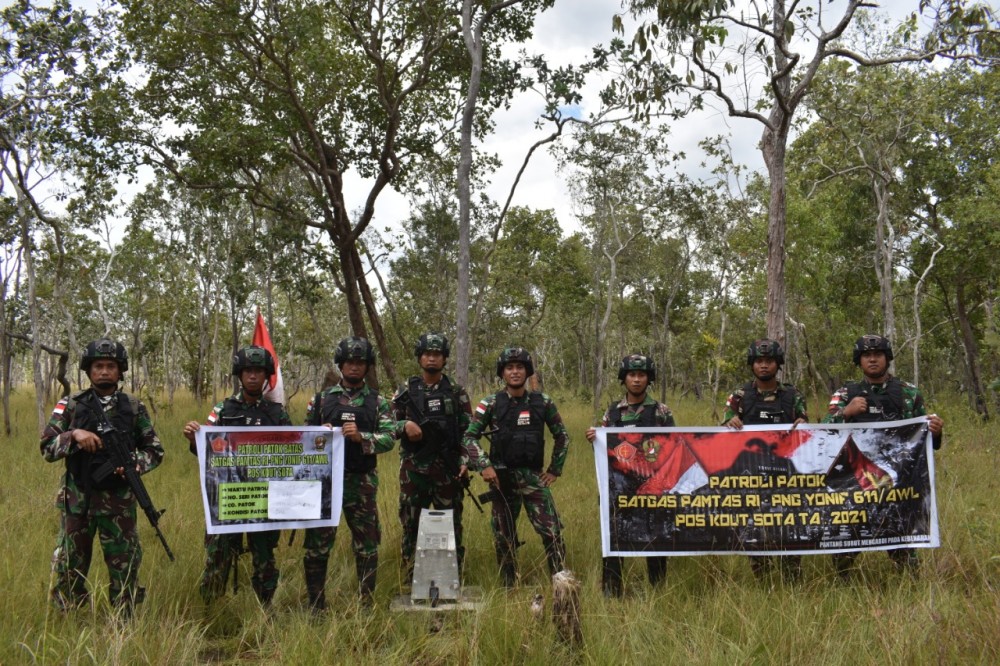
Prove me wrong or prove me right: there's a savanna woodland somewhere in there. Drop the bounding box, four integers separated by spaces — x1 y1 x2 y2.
2 1 999 664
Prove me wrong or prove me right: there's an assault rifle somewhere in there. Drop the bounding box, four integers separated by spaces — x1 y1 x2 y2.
474 427 524 549
401 388 483 514
96 426 176 562
474 426 514 505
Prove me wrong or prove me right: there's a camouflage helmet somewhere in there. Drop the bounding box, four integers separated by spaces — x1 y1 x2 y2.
80 338 128 373
618 353 656 383
334 336 376 368
853 334 893 365
747 338 785 367
415 333 450 359
495 345 534 378
232 345 275 376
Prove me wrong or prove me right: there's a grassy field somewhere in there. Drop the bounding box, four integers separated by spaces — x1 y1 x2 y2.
1 388 998 665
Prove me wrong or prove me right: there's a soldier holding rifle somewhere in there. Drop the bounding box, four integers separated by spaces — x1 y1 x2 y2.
391 333 474 583
41 338 165 616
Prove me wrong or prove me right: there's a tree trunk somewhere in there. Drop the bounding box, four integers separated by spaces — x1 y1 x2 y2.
454 0 481 388
352 246 397 387
18 193 47 431
955 282 989 419
762 127 788 348
873 175 896 342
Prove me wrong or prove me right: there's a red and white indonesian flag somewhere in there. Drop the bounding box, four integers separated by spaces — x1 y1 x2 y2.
252 309 285 406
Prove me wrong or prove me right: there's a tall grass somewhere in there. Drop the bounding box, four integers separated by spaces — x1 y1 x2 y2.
1 388 997 664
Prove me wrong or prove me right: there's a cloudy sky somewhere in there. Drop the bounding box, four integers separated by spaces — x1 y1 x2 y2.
353 0 920 239
359 0 765 239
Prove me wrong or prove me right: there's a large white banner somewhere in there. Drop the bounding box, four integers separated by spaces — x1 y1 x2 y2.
593 419 939 556
196 426 344 534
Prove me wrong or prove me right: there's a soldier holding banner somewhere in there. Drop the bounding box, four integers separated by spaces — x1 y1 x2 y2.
823 334 943 577
183 345 292 606
302 337 395 609
722 338 808 581
586 353 674 597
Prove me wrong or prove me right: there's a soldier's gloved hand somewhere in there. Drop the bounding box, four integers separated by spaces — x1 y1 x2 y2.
403 420 423 441
71 428 102 453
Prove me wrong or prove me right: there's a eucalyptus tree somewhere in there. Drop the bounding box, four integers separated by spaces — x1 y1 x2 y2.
614 0 997 347
120 0 548 387
902 63 1000 417
2 0 126 429
559 123 683 410
454 0 557 385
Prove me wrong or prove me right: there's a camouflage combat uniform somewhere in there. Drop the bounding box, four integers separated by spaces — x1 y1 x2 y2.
722 382 808 427
823 374 941 573
723 380 808 580
599 395 675 595
463 390 570 585
40 389 164 610
191 390 291 604
302 382 394 607
391 375 472 576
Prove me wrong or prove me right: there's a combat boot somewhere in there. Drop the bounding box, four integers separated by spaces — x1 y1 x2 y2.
888 548 920 574
357 554 378 606
496 539 518 588
253 581 275 608
304 561 328 612
646 556 667 586
542 535 566 576
601 557 623 598
111 586 145 622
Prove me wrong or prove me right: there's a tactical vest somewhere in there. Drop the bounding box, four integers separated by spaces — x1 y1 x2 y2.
491 391 546 470
218 396 285 427
738 382 798 425
66 389 138 492
313 388 379 473
844 378 905 423
400 375 460 459
606 400 658 428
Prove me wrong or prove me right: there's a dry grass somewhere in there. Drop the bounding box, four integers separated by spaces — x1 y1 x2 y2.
1 388 997 664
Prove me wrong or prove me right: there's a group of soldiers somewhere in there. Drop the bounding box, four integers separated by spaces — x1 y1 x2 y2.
40 331 943 614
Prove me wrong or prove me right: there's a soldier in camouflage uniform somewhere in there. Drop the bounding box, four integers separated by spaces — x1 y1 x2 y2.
464 346 570 587
722 338 808 581
302 337 395 609
40 338 164 613
586 353 675 597
183 346 292 606
823 334 943 577
391 333 473 583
